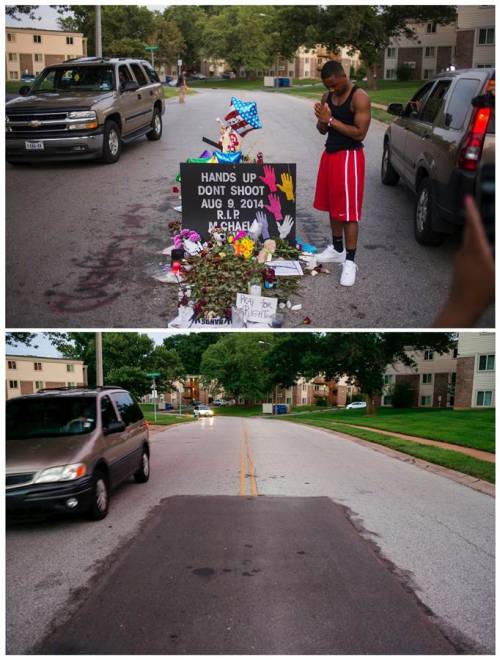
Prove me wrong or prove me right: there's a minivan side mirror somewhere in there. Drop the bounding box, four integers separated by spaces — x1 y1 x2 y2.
103 420 126 435
19 86 31 96
387 103 404 116
121 80 139 93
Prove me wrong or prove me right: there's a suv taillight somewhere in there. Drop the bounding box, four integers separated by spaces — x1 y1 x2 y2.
458 106 492 172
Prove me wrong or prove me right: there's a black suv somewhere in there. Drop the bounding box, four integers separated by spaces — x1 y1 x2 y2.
382 68 495 245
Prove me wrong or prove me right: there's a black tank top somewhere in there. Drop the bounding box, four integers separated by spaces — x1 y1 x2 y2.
325 85 363 153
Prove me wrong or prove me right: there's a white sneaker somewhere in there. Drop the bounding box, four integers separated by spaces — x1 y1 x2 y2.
316 244 346 263
340 260 357 286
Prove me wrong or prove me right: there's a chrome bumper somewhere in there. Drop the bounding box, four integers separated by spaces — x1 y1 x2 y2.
6 133 104 159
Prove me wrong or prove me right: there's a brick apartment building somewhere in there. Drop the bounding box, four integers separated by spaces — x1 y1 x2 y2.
6 27 87 81
454 333 495 408
377 5 494 80
6 355 87 400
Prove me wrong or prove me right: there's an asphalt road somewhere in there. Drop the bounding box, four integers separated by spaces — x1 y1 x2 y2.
7 417 494 654
6 88 493 328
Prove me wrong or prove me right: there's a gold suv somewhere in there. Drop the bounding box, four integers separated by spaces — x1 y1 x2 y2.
6 386 150 520
6 57 165 164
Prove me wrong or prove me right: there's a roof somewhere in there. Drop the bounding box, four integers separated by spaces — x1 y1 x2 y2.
6 354 84 364
5 26 84 36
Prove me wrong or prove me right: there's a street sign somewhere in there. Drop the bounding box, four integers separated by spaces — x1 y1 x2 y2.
145 45 160 52
151 389 158 398
177 59 182 67
146 372 161 377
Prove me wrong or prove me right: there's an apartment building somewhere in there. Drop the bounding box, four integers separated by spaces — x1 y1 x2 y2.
378 5 494 80
6 27 87 81
381 346 458 408
6 355 87 400
455 5 495 69
454 333 495 408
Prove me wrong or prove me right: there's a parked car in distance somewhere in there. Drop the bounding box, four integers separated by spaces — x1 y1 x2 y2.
6 386 150 521
6 56 164 164
190 72 207 80
167 78 179 87
20 73 36 84
382 68 495 245
164 75 174 84
212 399 228 406
193 405 214 418
346 401 367 410
222 71 236 79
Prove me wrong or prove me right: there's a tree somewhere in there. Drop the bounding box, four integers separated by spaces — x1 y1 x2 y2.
162 6 209 71
162 334 220 375
6 332 38 347
151 13 185 67
201 6 279 75
106 366 151 399
200 334 276 403
58 5 155 58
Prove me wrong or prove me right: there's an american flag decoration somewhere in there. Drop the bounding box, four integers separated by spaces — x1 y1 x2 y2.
224 96 262 136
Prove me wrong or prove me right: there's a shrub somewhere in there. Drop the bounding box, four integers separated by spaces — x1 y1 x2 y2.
392 382 415 408
396 64 413 82
315 397 328 407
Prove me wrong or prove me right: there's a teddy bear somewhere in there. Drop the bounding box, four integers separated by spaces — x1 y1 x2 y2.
257 239 276 264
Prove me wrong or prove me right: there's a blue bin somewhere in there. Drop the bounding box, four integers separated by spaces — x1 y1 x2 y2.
277 77 290 88
274 404 288 414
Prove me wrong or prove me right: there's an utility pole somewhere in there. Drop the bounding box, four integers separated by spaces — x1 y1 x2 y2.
95 332 103 386
95 5 102 57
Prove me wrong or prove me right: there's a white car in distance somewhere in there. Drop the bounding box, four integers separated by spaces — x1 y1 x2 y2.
345 401 367 410
193 405 214 418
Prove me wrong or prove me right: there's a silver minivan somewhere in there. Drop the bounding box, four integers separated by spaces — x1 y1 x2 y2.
6 386 150 520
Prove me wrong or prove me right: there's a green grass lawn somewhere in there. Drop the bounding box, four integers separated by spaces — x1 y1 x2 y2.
286 408 495 453
6 80 24 93
213 405 263 417
287 418 495 483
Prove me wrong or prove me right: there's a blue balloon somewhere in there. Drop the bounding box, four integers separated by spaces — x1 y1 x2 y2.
214 151 242 164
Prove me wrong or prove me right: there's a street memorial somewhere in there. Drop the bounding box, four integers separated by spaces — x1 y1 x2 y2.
158 96 327 328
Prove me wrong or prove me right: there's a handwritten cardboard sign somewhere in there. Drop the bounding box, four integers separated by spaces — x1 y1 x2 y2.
236 293 278 324
180 163 296 243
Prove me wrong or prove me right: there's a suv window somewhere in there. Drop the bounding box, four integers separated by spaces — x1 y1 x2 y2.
444 78 482 130
142 62 160 83
111 392 144 425
118 64 133 89
420 80 451 124
31 65 114 93
407 81 435 118
101 395 119 428
6 396 97 439
130 63 148 87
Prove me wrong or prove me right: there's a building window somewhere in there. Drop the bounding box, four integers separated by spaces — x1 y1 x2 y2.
8 53 17 62
423 69 435 80
425 46 435 57
34 53 43 62
7 33 16 42
385 69 397 79
426 22 437 34
34 362 42 371
33 34 42 43
382 395 393 406
422 373 433 384
478 28 495 45
68 382 76 388
9 72 18 80
289 70 294 77
66 36 74 45
424 350 434 361
476 390 493 406
9 381 18 389
478 354 495 371
7 360 17 369
420 395 432 406
476 63 494 68
383 374 394 385
66 364 75 372
35 381 44 390
403 61 416 69
386 47 396 58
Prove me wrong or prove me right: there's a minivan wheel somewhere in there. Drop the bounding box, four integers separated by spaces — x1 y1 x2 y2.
414 178 445 246
87 470 110 520
381 142 400 185
134 449 150 483
146 108 162 141
102 120 121 164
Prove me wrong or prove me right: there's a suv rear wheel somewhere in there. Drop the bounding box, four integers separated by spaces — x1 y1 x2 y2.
134 448 150 483
87 470 110 520
414 178 445 246
381 142 399 185
102 120 122 164
147 107 162 141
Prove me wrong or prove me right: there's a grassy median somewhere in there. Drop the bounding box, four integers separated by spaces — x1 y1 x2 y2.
286 417 495 484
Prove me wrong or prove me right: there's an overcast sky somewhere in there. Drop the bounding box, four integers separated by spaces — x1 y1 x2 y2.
6 332 189 358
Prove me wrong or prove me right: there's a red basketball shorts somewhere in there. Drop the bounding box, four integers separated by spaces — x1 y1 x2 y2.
313 148 365 222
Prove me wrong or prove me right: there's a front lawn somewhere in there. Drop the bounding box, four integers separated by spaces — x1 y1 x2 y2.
286 408 495 453
213 405 262 417
287 418 495 483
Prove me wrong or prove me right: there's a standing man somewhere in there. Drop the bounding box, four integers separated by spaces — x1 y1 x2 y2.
177 69 187 104
313 60 371 286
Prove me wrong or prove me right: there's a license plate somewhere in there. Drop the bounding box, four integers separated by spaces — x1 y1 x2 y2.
25 141 44 151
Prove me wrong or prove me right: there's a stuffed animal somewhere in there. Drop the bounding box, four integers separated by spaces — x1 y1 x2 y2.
257 239 276 264
209 225 227 246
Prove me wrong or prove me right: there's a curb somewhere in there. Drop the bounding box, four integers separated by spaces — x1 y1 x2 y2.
280 420 495 497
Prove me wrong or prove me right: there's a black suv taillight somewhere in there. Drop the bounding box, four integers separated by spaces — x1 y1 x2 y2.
458 106 492 172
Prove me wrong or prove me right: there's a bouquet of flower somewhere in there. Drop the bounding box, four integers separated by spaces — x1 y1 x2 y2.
233 236 255 259
173 229 201 249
